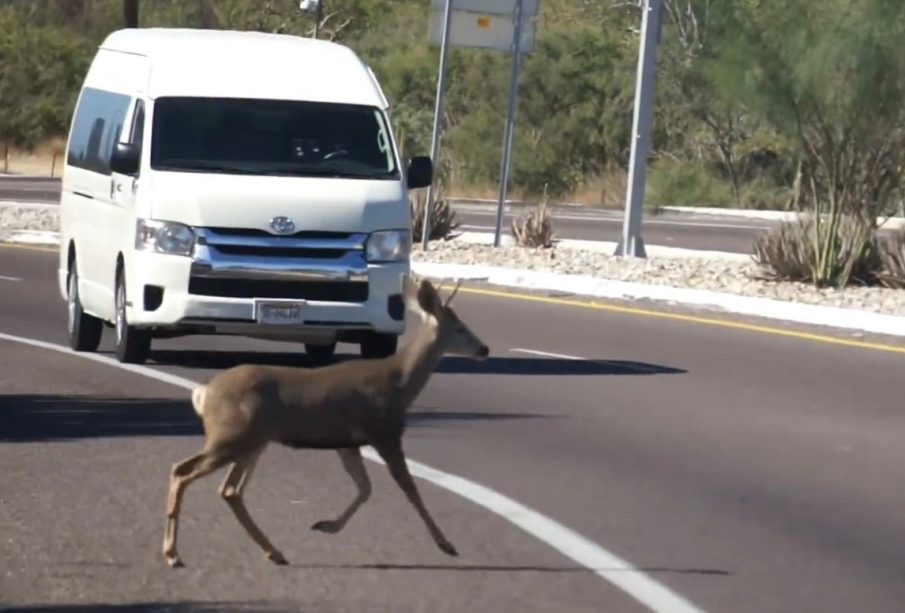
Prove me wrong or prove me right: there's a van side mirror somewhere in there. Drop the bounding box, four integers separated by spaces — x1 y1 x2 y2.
406 156 433 189
111 142 140 176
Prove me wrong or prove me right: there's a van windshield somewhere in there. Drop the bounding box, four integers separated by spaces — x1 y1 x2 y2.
150 97 399 180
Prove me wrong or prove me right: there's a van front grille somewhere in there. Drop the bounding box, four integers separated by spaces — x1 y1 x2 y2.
188 277 369 302
211 245 348 259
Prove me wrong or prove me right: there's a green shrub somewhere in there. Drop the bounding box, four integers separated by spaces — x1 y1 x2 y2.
647 159 734 208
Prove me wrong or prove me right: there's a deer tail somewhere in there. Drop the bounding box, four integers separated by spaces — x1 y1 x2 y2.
191 386 207 418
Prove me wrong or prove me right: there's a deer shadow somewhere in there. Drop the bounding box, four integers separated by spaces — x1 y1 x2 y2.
146 350 685 377
0 395 551 443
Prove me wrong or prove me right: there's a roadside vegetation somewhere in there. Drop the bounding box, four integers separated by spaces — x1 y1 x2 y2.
2 0 905 288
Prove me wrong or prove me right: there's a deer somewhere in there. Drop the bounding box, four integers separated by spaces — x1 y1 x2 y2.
162 276 489 568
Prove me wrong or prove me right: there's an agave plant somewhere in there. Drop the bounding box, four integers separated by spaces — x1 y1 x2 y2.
410 186 461 244
511 200 555 248
752 213 879 287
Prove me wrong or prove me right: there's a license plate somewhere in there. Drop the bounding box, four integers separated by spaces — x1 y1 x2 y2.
256 302 306 325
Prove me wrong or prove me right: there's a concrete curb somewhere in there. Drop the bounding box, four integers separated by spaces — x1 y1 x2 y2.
411 261 905 338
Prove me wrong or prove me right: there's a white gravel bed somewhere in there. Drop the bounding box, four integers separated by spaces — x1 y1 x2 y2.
0 202 59 232
414 241 905 316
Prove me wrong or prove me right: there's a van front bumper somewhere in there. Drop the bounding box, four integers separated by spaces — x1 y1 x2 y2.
124 232 408 341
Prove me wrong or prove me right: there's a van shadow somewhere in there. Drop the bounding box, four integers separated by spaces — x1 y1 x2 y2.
0 395 549 443
147 350 685 377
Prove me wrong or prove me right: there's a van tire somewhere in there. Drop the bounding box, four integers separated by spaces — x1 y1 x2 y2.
305 341 337 365
114 268 151 364
360 333 397 359
67 262 103 352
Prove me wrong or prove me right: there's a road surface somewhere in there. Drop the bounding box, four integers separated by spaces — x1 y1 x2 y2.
2 244 905 611
0 176 771 254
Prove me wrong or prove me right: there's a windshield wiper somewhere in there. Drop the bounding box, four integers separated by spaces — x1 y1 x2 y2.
157 160 258 174
259 167 395 179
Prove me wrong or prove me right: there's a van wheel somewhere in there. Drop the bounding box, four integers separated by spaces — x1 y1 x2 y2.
67 262 103 352
360 333 397 359
305 341 337 365
114 269 151 364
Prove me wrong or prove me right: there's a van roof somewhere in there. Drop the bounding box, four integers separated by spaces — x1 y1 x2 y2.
98 28 387 108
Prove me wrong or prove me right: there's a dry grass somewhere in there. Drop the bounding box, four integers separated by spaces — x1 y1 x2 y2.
3 138 629 210
2 139 67 177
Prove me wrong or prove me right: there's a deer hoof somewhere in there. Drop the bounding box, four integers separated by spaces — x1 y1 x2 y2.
268 550 289 566
438 540 458 557
165 554 184 568
310 519 341 534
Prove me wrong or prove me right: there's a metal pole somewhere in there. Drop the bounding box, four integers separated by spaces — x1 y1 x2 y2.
420 0 454 250
314 0 323 39
615 0 662 258
493 0 525 248
123 0 139 28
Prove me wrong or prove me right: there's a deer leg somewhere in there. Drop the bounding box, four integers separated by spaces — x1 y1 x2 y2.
163 450 230 568
219 448 288 566
311 447 372 534
375 443 458 556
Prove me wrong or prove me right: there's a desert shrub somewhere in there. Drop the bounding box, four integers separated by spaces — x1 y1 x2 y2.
410 188 461 244
511 201 555 248
753 214 880 287
647 159 735 208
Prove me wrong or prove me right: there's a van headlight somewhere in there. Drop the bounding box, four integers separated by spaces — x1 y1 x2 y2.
135 219 196 256
366 229 410 262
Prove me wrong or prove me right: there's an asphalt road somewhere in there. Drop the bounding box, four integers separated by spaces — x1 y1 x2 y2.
453 203 772 254
4 246 905 612
0 176 771 253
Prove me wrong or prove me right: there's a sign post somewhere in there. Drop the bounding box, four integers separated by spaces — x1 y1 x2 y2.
615 0 663 258
426 0 540 250
421 0 454 250
493 0 525 248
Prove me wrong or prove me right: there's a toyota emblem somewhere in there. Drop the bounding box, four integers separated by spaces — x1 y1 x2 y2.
270 216 296 235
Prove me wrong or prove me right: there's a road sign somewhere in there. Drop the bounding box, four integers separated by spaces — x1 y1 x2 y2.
422 0 540 250
428 1 538 54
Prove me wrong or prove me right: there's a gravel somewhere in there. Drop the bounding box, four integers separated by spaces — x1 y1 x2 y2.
1 202 903 317
413 240 905 316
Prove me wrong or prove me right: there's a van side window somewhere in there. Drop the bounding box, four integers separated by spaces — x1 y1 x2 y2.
67 87 131 175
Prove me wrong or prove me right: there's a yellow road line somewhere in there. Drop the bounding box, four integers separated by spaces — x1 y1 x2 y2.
459 286 905 356
5 241 902 355
0 243 57 254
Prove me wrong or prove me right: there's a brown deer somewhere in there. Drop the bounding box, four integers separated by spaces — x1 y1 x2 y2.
162 276 489 568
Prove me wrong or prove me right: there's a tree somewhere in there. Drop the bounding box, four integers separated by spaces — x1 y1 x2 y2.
715 0 905 285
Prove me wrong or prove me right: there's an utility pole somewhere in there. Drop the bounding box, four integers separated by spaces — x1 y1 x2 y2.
492 0 526 248
123 0 139 28
420 0 453 250
615 0 663 258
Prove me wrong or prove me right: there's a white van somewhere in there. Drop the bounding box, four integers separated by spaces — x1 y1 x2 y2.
57 28 432 364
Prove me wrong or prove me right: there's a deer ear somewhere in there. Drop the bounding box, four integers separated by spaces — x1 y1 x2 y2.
416 279 442 315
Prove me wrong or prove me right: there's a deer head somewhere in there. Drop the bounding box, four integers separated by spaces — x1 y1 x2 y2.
404 275 489 360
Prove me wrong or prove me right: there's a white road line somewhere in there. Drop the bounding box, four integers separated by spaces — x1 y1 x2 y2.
511 348 663 374
0 275 22 282
0 330 704 613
